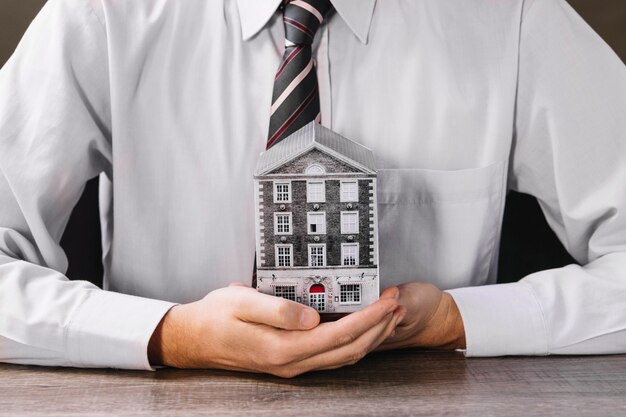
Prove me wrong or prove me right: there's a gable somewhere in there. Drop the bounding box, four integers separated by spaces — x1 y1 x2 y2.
255 122 376 176
267 149 364 175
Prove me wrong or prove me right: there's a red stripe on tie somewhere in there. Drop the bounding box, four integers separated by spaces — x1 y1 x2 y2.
275 46 303 80
267 85 318 148
284 17 314 39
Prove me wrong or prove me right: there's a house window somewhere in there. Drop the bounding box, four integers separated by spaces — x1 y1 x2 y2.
339 284 362 305
341 180 358 202
307 181 325 202
305 164 325 175
274 285 296 301
307 212 326 234
308 244 326 267
309 284 326 312
274 182 291 203
275 245 293 267
341 243 359 266
274 213 292 235
341 212 359 234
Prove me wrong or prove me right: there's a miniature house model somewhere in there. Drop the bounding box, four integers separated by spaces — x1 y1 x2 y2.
254 121 379 313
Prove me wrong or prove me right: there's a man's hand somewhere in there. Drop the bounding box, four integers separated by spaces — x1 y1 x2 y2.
148 285 404 377
378 282 466 351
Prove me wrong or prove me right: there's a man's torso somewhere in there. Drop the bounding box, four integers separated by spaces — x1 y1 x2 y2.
95 0 523 302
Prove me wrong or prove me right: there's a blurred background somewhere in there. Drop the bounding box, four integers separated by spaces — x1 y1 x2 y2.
1 1 625 288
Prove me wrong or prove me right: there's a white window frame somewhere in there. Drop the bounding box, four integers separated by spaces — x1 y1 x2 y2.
273 285 297 301
274 212 293 235
340 180 359 202
305 164 326 175
273 181 291 203
308 244 327 267
275 244 293 268
339 283 362 305
306 180 326 203
340 211 359 234
307 212 326 235
341 243 359 266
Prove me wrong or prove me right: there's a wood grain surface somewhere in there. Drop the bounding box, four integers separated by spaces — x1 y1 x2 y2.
2 350 625 417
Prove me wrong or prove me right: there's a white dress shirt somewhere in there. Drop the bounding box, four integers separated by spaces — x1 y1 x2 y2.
1 0 625 369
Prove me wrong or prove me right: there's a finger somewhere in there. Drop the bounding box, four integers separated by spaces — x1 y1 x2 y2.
282 307 404 376
377 329 412 348
345 306 405 359
345 306 406 358
271 311 396 377
376 340 407 352
376 334 416 352
280 296 398 361
379 286 399 300
233 289 319 330
375 312 417 351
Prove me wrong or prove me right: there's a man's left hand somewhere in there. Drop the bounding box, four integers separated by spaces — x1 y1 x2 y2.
377 282 466 351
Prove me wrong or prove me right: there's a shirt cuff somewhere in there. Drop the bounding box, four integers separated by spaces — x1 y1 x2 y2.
66 289 177 370
446 282 549 357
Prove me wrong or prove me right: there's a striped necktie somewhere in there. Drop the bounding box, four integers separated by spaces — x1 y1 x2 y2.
266 0 333 148
253 0 332 288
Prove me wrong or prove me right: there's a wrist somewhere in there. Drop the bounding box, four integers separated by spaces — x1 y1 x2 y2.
422 292 466 350
148 304 187 367
443 292 466 349
438 292 466 350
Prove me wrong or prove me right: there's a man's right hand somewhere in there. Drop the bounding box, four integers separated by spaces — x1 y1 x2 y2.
148 285 403 378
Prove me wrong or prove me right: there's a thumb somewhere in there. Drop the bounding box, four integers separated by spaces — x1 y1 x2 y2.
235 290 320 330
380 286 400 300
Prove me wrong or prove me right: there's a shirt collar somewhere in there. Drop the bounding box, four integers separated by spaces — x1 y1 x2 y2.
236 0 376 44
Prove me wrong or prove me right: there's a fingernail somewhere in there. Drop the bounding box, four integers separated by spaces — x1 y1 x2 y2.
300 310 318 328
390 330 396 338
393 288 400 300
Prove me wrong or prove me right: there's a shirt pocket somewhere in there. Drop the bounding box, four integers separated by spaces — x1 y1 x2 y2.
376 160 507 289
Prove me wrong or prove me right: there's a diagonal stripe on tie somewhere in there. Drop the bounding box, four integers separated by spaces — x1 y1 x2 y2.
284 17 315 39
268 84 319 147
275 46 303 79
269 74 318 138
271 59 314 115
290 0 324 23
271 46 311 102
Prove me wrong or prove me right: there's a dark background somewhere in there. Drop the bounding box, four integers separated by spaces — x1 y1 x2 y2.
1 1 625 288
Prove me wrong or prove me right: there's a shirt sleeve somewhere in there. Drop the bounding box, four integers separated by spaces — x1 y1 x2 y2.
447 0 626 356
0 0 175 369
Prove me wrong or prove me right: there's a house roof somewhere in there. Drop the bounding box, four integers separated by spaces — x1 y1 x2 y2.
255 121 376 175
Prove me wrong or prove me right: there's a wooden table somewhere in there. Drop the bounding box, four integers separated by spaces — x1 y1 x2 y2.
2 350 625 416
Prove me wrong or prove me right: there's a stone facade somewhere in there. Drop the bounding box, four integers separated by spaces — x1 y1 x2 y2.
260 177 375 268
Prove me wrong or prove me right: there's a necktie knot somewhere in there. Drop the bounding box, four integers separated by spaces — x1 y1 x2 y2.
283 0 333 46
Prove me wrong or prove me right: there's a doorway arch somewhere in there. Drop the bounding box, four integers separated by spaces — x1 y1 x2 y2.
309 284 326 312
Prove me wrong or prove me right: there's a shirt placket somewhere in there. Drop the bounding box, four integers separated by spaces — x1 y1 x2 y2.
315 21 332 129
